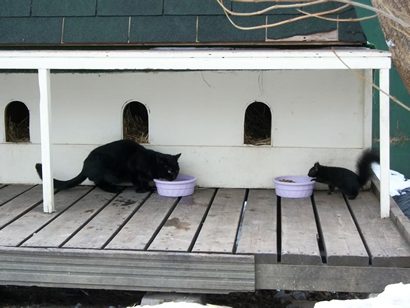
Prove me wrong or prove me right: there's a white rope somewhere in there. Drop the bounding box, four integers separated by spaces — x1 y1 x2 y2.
221 0 410 34
332 48 410 112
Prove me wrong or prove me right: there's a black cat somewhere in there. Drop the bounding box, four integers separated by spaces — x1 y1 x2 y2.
308 149 379 199
35 139 181 193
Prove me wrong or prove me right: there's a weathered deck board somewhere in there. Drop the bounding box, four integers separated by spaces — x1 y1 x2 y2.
64 189 150 249
0 185 409 294
0 185 33 206
0 186 92 246
347 192 410 267
256 263 410 293
236 189 277 263
281 197 322 265
192 189 246 254
0 247 255 294
314 192 369 266
149 189 215 252
106 193 178 250
22 188 116 248
0 185 43 228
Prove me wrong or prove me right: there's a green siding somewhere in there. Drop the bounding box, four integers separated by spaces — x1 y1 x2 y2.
356 2 410 177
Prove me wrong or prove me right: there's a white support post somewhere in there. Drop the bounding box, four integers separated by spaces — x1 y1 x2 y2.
379 69 390 218
38 69 55 213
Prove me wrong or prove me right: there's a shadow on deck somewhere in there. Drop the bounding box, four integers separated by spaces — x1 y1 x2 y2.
0 184 409 294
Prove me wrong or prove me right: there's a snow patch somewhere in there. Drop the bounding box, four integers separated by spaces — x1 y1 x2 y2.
372 164 410 196
315 283 410 308
132 303 230 308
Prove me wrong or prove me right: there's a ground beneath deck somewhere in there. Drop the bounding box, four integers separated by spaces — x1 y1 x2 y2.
0 184 409 293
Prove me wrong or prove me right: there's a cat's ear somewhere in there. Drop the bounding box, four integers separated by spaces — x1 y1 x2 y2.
314 162 320 167
175 153 181 160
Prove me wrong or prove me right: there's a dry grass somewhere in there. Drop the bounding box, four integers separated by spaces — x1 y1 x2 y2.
244 135 271 146
123 106 149 144
6 116 30 142
244 102 272 146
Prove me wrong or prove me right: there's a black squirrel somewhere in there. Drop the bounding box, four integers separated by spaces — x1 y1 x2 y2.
308 149 379 199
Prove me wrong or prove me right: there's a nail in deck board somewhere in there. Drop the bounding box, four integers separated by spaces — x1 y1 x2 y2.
348 192 410 267
0 185 43 228
0 185 34 206
0 186 92 246
106 193 178 250
281 197 322 265
192 188 246 253
314 192 369 266
64 189 150 249
148 188 215 252
22 188 116 247
236 189 277 263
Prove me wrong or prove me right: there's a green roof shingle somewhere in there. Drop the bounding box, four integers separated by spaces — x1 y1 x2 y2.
164 0 229 15
130 16 197 43
32 0 97 17
98 0 163 16
63 17 129 43
0 17 62 44
0 0 31 17
198 15 266 42
0 0 367 47
267 14 337 40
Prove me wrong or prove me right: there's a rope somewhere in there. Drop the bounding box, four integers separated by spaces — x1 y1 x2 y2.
332 48 410 112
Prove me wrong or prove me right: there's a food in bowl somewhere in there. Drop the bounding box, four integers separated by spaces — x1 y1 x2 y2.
154 174 196 197
278 179 295 183
273 175 315 198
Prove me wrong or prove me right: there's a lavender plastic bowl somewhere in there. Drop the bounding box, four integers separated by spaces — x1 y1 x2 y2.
273 175 315 198
154 174 197 197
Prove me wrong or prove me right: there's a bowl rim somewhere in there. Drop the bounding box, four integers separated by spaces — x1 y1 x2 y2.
274 175 315 186
154 174 197 185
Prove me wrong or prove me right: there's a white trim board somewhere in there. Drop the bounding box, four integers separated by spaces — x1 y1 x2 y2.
0 48 391 70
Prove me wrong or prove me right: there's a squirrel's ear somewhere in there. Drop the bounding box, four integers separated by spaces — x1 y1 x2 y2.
314 162 320 168
175 153 181 160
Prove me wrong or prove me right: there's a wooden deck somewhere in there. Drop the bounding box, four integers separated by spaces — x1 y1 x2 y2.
0 184 409 294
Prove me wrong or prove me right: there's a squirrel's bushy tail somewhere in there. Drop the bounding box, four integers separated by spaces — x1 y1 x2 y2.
356 149 379 187
35 163 87 191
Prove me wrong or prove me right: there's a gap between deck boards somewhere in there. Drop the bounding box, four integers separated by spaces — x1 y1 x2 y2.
0 184 409 268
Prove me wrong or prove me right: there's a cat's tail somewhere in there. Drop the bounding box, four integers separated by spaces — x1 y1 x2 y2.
35 163 87 191
356 149 380 187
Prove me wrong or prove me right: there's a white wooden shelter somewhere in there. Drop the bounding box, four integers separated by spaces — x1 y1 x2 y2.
1 48 409 295
0 48 391 217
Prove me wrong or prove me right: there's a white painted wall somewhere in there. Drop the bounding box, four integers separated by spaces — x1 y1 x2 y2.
0 70 370 188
